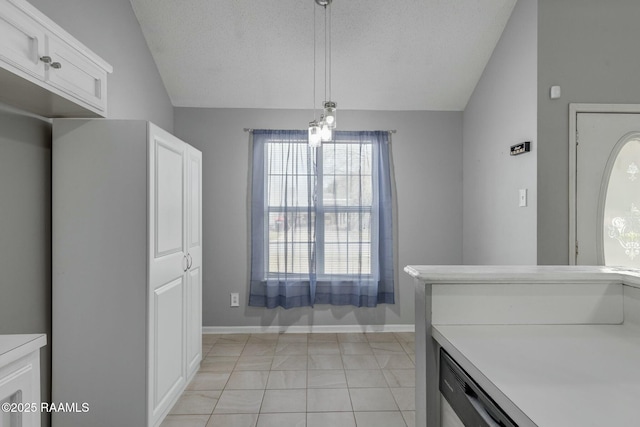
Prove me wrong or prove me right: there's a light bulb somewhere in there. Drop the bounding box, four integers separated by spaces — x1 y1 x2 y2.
320 120 332 141
323 101 337 129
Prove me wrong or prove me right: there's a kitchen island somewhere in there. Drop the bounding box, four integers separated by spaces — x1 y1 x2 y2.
405 266 640 427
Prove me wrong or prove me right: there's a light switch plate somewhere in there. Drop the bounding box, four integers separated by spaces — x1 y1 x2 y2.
519 189 527 207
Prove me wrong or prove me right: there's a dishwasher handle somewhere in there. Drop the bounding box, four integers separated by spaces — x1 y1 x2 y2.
440 349 518 427
464 387 503 427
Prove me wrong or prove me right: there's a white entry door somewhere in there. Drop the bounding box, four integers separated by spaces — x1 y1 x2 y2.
575 111 640 267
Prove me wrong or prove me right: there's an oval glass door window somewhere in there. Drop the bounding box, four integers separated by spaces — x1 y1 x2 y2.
603 136 640 266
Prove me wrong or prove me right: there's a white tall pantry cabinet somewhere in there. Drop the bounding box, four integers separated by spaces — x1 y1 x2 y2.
52 120 202 427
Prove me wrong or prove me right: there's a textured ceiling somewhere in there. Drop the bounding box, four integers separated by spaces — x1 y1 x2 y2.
129 0 516 111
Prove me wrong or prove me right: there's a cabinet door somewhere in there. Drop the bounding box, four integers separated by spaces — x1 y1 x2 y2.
45 34 107 112
148 123 187 424
186 146 202 377
0 0 46 80
0 352 42 427
150 278 185 423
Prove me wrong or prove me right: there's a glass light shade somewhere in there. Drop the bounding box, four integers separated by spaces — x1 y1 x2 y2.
323 101 337 129
308 121 321 147
320 120 332 141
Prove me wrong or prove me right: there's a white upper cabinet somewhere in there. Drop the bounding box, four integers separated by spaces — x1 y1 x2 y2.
45 33 108 112
0 0 45 80
0 0 112 117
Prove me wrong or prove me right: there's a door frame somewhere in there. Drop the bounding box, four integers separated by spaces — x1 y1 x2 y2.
569 103 640 264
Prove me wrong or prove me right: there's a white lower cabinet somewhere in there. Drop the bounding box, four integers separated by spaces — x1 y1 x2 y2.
52 120 202 427
0 335 46 427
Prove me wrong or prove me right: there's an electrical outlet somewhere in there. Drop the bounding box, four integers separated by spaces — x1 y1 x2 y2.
230 293 240 307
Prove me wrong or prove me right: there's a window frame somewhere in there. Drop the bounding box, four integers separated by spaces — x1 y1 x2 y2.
263 137 377 281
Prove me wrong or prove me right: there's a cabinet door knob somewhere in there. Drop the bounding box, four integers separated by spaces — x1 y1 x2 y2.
51 62 62 69
40 56 52 63
183 255 188 272
187 254 193 270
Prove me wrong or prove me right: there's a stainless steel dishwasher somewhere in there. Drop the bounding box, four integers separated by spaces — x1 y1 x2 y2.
440 349 518 427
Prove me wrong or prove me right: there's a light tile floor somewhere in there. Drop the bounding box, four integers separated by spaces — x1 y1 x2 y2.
161 332 415 427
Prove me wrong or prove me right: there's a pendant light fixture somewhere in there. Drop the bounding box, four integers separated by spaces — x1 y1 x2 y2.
319 115 332 141
308 119 322 147
308 0 337 146
324 101 336 129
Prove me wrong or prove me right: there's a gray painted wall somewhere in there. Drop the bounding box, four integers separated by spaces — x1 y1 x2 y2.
27 0 173 131
0 1 173 425
537 0 640 264
462 0 538 264
0 107 51 418
174 108 463 328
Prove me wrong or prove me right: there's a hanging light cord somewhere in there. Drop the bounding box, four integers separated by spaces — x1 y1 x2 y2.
313 2 317 121
328 2 331 102
324 4 328 105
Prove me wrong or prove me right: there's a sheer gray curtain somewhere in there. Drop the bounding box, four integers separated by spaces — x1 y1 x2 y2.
249 129 394 309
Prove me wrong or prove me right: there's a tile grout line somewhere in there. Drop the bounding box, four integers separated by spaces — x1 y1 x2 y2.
166 332 414 426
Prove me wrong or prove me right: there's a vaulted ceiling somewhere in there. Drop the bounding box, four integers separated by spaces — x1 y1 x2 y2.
129 0 516 111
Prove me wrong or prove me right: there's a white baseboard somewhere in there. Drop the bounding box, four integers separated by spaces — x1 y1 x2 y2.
202 324 415 335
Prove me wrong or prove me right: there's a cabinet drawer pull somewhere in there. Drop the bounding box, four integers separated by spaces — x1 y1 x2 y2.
51 62 62 69
40 56 52 63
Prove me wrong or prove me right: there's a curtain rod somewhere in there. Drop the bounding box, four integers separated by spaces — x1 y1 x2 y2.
244 128 396 133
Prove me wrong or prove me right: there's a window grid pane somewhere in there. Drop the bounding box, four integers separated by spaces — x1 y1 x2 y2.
323 211 372 275
266 142 315 208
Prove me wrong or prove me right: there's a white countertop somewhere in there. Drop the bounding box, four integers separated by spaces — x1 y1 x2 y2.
0 334 47 368
404 265 640 288
433 324 640 427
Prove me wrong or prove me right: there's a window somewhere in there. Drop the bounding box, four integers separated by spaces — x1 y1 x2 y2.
249 130 394 309
267 140 373 277
603 136 640 266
